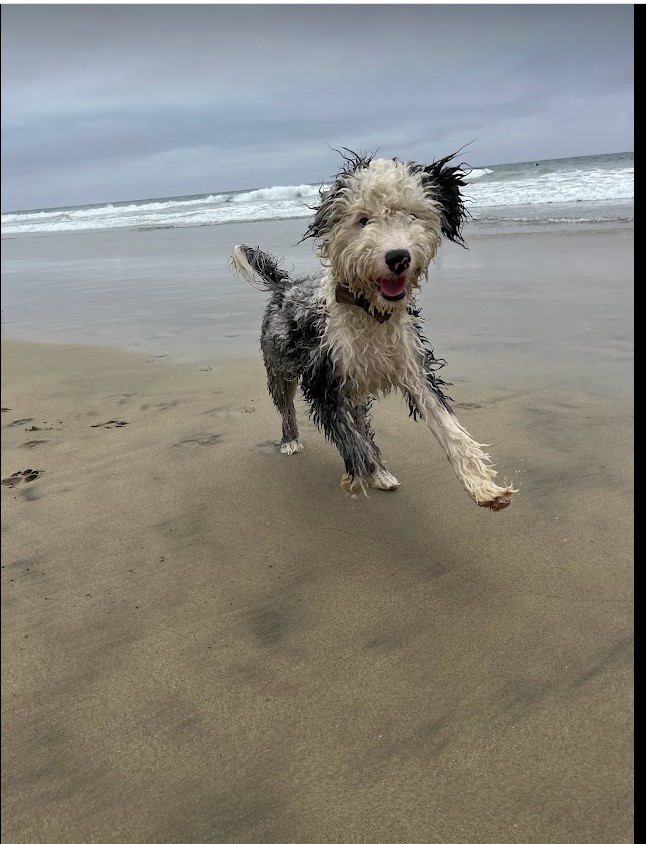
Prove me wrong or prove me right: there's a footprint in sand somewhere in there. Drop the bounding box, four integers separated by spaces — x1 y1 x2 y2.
205 406 255 418
2 469 42 488
176 434 222 447
6 418 34 427
21 440 48 449
91 420 128 428
107 393 135 404
255 440 281 455
140 401 180 412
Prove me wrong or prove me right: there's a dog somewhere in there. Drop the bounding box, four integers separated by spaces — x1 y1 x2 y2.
231 150 515 510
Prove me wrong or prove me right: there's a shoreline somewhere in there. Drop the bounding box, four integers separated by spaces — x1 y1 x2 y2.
1 212 635 240
1 337 633 842
0 223 634 399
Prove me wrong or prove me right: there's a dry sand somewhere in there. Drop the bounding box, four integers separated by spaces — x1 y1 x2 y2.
1 339 633 842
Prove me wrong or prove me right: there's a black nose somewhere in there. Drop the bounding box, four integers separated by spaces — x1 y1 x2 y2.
385 249 411 275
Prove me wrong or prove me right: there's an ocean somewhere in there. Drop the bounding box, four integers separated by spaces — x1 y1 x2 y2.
1 151 634 237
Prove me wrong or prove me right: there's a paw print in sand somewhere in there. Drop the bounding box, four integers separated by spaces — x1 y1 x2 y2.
2 469 42 488
91 420 128 428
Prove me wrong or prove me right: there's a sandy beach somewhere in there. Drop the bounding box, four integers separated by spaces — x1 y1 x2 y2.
1 330 633 841
2 3 634 838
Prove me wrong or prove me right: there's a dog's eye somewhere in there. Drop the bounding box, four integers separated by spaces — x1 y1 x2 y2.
358 217 370 227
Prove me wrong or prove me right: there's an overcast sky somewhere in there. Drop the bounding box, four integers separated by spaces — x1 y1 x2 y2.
1 3 634 211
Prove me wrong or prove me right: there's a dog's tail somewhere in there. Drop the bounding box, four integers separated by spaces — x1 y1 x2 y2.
231 244 291 293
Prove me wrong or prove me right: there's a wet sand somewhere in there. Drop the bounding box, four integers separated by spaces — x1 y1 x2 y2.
1 222 634 398
1 338 633 842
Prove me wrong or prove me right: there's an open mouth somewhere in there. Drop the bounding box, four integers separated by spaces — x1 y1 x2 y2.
378 277 407 301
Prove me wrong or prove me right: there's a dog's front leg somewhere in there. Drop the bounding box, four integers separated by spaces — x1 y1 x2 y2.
305 389 379 495
406 379 515 510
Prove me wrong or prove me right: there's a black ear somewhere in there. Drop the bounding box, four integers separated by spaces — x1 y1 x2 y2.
421 153 469 247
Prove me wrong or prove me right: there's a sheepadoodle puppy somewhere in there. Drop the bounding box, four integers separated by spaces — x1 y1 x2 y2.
231 150 515 510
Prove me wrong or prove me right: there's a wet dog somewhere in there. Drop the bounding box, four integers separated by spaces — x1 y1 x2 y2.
232 150 515 509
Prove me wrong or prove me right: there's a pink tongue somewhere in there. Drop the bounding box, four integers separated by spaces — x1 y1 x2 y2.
379 277 407 298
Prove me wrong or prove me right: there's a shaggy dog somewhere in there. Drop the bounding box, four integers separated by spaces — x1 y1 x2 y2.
231 150 515 510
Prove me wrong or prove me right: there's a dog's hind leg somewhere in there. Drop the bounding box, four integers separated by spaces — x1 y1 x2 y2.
406 379 515 510
264 359 303 455
351 401 400 491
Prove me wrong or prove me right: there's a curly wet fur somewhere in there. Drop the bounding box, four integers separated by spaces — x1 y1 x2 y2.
231 151 515 509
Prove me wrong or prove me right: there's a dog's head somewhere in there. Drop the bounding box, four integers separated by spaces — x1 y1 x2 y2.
304 150 468 313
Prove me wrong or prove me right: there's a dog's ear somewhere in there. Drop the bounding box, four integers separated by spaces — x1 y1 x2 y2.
302 149 375 242
302 181 342 242
419 154 469 247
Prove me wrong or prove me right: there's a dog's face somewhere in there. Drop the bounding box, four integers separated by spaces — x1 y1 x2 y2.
305 152 467 313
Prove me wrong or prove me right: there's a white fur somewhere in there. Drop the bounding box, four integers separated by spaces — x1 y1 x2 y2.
318 160 515 509
318 160 443 316
322 272 427 400
407 378 515 507
370 466 401 490
280 439 303 455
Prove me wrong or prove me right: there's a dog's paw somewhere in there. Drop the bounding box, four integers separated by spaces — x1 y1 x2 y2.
340 473 370 497
477 489 515 511
280 439 303 455
370 466 401 491
2 469 43 488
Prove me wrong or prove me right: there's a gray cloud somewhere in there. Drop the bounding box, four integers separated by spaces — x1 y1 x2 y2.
1 4 634 210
